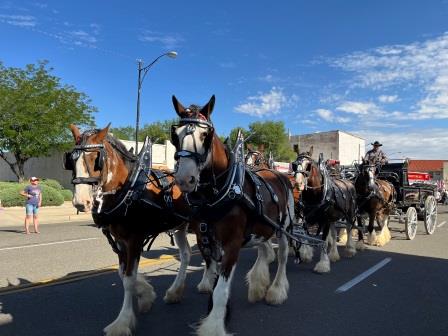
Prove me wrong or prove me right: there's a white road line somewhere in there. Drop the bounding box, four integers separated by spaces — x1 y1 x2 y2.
335 257 392 294
0 237 99 251
437 221 446 228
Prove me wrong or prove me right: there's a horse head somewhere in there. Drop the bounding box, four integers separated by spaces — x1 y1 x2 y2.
64 124 131 212
171 95 216 193
291 146 314 191
360 159 376 190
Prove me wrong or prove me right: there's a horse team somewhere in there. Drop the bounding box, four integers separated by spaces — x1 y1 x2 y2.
65 95 395 336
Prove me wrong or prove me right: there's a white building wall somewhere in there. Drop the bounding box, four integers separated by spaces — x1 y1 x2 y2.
338 131 365 165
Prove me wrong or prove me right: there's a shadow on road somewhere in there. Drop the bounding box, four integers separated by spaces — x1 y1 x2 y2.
0 244 447 336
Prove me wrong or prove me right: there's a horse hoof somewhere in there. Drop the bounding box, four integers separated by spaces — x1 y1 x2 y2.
265 284 288 305
355 240 366 251
197 282 213 294
104 318 135 336
328 250 340 262
164 286 184 304
299 245 314 263
313 261 330 274
345 247 357 258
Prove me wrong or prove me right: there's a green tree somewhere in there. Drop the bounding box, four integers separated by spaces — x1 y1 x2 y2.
228 121 294 161
0 61 96 182
139 119 178 144
110 126 135 140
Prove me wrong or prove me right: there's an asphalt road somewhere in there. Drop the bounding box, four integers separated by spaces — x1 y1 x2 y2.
1 207 448 335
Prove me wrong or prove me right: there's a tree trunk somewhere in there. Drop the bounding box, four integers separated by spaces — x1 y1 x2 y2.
0 151 27 182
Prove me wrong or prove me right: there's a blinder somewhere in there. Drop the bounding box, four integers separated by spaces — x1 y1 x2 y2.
63 142 106 185
171 118 214 165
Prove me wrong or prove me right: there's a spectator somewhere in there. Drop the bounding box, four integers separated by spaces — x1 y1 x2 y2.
20 177 42 234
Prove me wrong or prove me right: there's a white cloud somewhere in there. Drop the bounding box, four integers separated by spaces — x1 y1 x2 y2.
316 108 333 121
330 33 448 119
336 101 377 115
315 108 350 123
69 30 97 44
235 87 292 117
378 95 398 103
352 128 448 159
0 14 36 27
139 30 184 49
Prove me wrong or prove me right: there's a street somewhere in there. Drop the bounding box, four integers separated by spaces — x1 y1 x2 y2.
0 207 448 335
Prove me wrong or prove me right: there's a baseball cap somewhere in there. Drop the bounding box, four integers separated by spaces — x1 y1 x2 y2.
30 177 39 181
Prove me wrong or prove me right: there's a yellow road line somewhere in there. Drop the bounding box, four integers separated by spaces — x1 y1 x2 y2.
0 254 177 296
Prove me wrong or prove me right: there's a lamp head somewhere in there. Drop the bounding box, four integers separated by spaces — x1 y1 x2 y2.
167 51 178 58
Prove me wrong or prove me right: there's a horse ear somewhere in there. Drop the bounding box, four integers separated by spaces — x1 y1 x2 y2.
293 144 299 153
309 146 314 156
69 124 81 143
247 143 253 151
96 123 111 142
172 95 187 117
200 95 215 120
258 144 265 152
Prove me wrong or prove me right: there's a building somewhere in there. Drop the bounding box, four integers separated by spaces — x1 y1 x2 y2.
289 130 365 165
408 160 448 183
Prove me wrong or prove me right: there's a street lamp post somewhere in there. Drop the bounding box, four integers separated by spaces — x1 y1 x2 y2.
135 51 177 153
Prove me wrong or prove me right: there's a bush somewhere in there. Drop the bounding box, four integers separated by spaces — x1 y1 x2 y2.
59 189 73 201
41 178 63 190
0 184 64 207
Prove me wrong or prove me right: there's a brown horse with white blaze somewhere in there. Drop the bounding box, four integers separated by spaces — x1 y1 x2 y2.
355 161 395 246
66 124 200 336
171 95 295 336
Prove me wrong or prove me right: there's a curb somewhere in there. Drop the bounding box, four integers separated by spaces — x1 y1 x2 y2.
0 254 177 296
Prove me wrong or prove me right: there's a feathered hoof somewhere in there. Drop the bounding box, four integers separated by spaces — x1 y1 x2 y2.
104 317 135 336
195 316 232 336
375 233 388 247
136 276 156 312
164 285 184 304
345 247 357 258
338 228 348 244
299 245 314 263
328 248 341 262
313 259 331 274
197 281 213 294
367 231 378 246
265 283 289 306
248 285 268 303
355 240 366 251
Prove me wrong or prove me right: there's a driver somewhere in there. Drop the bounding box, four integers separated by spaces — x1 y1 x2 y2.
364 141 388 165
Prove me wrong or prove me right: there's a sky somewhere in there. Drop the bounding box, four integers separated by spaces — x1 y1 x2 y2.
1 0 448 159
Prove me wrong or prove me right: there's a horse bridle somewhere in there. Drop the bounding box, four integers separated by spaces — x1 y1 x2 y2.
245 150 263 167
171 117 214 166
63 131 107 186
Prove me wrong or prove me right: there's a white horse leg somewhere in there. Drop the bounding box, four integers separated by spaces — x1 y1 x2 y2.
196 267 236 336
376 216 391 246
164 227 191 303
299 244 314 263
328 225 341 262
104 261 138 336
345 224 357 258
266 238 277 263
197 259 217 294
247 241 271 303
314 234 331 274
265 233 290 305
135 273 156 313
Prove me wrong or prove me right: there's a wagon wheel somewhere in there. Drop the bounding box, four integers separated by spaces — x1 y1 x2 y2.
424 196 437 235
405 207 417 240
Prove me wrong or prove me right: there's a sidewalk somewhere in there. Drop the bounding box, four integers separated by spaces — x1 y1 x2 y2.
0 201 92 227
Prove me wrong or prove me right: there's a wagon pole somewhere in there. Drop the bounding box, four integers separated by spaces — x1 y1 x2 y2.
135 51 178 154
